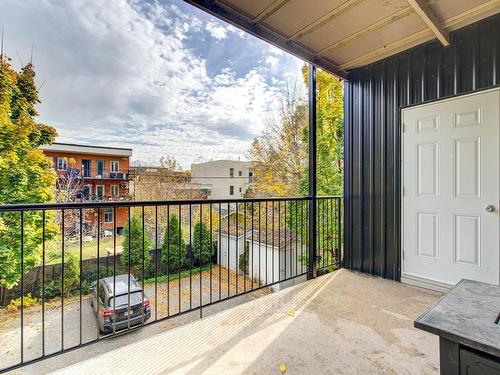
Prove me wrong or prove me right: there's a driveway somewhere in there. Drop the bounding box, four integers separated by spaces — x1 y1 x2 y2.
0 267 270 371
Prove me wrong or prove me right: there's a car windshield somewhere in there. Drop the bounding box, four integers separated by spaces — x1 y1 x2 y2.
108 291 145 308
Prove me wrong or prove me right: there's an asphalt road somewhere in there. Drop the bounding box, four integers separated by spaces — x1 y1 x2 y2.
0 267 270 371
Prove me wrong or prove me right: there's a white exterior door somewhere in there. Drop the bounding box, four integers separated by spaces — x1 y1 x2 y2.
402 88 499 288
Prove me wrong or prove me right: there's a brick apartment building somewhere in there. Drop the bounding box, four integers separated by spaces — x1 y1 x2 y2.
41 143 133 234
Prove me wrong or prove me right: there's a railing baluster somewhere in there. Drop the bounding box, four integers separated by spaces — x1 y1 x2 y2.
167 204 170 317
127 207 131 330
235 203 239 294
199 204 203 316
96 208 100 340
243 202 247 292
227 202 230 298
155 205 158 322
141 206 145 326
284 201 286 280
278 201 281 282
61 209 64 350
178 205 181 314
219 203 222 301
20 211 24 365
112 207 116 335
209 203 213 304
265 201 268 286
293 202 299 276
271 201 275 284
301 200 304 275
258 202 261 287
338 198 342 266
42 210 46 356
189 204 192 310
79 208 83 345
251 202 254 290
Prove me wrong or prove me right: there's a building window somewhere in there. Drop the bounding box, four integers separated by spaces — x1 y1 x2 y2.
239 187 242 193
104 208 113 223
110 161 119 173
229 185 234 195
83 185 91 199
96 160 105 177
82 159 91 177
238 170 242 176
57 157 68 171
248 171 253 183
229 168 234 178
111 185 119 197
96 185 104 200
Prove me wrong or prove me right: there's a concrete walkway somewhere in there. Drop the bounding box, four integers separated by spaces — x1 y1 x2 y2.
11 269 441 374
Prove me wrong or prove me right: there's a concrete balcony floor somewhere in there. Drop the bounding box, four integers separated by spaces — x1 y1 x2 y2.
14 269 441 374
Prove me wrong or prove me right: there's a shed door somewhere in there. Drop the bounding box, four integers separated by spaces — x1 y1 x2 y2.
402 88 499 288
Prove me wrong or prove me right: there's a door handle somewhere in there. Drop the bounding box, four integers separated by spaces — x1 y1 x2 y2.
485 205 496 213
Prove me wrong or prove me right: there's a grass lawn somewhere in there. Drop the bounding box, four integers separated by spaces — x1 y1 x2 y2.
45 236 124 264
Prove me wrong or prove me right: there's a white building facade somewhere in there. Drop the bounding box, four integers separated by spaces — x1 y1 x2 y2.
190 160 254 199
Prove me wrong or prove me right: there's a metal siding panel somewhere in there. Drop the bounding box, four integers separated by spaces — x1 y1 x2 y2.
372 62 384 276
425 44 439 101
362 69 374 274
343 14 500 280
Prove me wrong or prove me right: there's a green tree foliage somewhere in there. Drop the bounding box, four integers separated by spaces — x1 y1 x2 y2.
161 214 186 272
0 56 58 305
300 67 344 264
300 66 343 196
121 215 152 275
61 253 80 297
192 221 212 265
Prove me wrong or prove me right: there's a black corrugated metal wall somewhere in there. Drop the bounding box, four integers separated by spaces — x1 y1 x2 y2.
343 14 500 281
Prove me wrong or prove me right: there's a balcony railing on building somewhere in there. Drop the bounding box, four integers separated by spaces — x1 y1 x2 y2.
0 196 342 372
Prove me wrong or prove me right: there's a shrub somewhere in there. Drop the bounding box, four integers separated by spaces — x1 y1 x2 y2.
80 280 91 295
62 253 80 296
121 215 152 274
41 280 60 301
6 293 38 312
161 215 186 272
192 221 212 265
239 243 249 275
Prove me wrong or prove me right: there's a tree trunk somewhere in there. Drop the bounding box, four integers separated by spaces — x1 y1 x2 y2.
0 287 6 307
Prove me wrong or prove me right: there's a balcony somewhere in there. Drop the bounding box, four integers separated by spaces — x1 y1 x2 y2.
58 169 129 181
0 196 344 372
3 269 440 374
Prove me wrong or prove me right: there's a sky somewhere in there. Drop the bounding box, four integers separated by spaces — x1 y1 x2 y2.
1 0 306 168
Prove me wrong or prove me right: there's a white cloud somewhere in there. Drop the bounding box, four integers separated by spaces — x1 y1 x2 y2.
205 21 228 40
1 0 301 167
265 55 279 68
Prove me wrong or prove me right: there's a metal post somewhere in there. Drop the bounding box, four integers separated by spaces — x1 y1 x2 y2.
308 63 317 279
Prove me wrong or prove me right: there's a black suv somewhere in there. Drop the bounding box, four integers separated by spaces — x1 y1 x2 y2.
90 274 151 333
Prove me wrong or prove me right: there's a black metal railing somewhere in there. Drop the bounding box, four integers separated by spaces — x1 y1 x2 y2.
0 196 342 372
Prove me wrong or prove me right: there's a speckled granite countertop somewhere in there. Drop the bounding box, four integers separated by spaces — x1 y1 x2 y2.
415 279 500 357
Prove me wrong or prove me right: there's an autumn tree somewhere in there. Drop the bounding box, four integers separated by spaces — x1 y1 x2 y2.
248 83 307 197
0 56 58 305
300 66 343 196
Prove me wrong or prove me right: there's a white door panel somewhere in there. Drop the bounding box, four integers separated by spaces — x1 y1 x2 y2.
402 88 499 287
